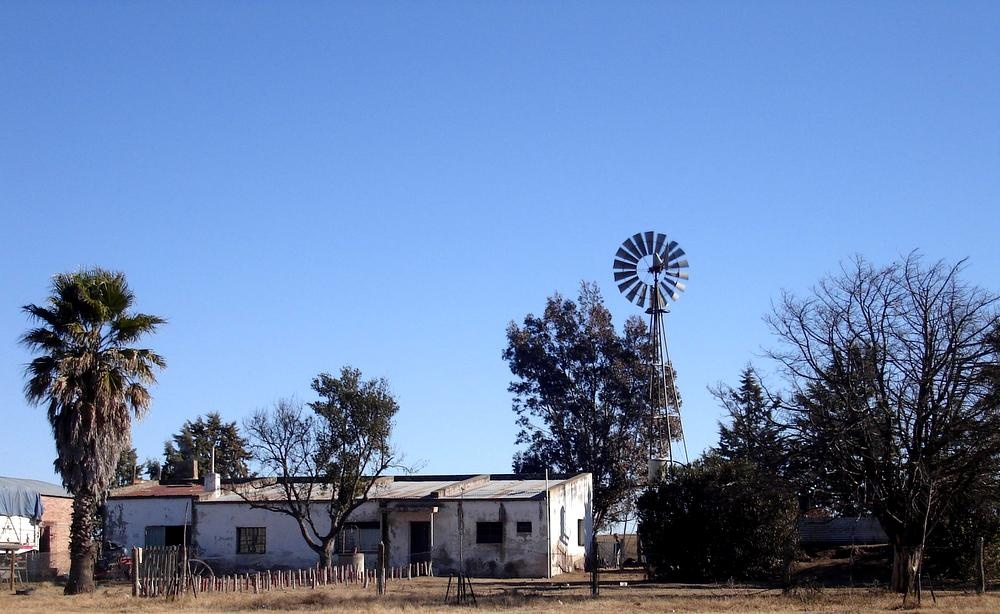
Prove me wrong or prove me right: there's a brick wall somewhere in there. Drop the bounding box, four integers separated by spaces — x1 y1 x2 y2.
39 495 72 576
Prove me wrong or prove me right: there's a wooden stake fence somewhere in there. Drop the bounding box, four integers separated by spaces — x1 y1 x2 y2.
130 547 433 598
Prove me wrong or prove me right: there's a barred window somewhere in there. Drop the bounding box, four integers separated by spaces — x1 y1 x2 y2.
237 527 266 554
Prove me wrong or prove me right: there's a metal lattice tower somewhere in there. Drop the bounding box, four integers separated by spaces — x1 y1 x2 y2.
613 231 690 483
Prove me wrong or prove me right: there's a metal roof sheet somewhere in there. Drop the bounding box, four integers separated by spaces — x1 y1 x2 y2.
111 473 590 503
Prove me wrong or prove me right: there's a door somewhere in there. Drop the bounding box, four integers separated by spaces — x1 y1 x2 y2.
410 521 431 563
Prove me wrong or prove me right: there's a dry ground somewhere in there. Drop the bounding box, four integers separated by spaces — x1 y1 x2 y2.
3 571 998 613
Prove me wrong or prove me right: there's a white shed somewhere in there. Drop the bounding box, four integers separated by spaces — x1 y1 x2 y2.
106 472 592 578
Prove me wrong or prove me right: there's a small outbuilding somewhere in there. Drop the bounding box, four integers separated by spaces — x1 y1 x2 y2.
106 472 593 578
0 476 73 578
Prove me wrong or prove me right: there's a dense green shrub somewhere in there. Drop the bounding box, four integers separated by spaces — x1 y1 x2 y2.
637 455 798 581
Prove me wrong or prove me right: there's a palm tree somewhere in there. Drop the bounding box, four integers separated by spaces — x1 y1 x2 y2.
21 269 165 594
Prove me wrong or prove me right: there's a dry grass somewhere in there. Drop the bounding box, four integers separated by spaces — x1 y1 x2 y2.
3 574 998 613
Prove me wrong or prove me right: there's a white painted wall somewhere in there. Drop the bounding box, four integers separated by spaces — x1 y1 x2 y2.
547 474 592 575
0 515 40 552
104 498 193 548
105 474 593 578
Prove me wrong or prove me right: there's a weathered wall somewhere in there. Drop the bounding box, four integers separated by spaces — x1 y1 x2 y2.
104 474 593 579
546 474 592 574
414 499 551 578
39 495 72 575
104 497 193 548
194 501 361 571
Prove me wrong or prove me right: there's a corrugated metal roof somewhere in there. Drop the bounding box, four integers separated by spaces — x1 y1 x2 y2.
0 476 71 499
108 481 206 498
116 473 590 503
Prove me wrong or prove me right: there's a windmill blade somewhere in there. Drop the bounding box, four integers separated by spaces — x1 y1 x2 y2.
659 281 680 302
636 284 648 307
643 231 656 254
665 269 690 280
614 270 639 283
622 237 644 260
662 277 686 293
670 258 689 270
614 258 637 271
631 233 649 257
667 246 685 263
625 281 644 303
615 247 639 264
656 287 669 308
653 232 666 256
617 276 640 294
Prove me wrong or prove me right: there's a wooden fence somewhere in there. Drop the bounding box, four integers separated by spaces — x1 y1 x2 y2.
130 546 433 598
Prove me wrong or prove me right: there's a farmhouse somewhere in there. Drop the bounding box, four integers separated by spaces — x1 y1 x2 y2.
0 476 72 579
105 472 592 578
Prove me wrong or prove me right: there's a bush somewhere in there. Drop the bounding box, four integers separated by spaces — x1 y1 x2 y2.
637 455 798 581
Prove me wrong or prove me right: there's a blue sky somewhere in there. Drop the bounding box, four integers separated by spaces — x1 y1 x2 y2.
2 2 998 484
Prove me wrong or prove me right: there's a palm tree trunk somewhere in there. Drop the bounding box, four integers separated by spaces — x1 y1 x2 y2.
64 493 98 594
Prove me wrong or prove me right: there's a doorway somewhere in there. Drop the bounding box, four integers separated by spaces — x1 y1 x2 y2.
410 521 431 563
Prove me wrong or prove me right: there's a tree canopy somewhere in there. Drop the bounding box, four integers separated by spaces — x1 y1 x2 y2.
504 282 656 529
241 366 399 567
713 367 786 477
767 254 1000 594
162 412 250 480
21 268 165 594
637 454 798 581
113 447 140 488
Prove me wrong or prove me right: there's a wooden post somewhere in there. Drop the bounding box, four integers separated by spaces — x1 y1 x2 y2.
978 536 986 594
131 547 141 596
377 542 386 595
590 533 600 597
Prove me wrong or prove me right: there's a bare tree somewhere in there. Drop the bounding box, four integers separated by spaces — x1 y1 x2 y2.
240 367 399 567
767 254 1000 595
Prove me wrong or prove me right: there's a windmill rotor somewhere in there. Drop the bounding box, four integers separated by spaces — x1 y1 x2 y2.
612 232 689 311
613 230 691 483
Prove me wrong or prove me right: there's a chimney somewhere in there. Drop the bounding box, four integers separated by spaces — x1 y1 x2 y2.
191 458 199 481
204 471 222 497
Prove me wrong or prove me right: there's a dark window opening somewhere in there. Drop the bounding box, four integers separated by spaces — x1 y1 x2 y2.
577 519 585 546
516 521 532 534
144 525 191 547
39 525 51 552
476 522 503 544
237 527 266 554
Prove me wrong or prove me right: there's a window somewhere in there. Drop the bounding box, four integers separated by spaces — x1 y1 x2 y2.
516 521 532 534
577 519 585 546
476 522 503 544
144 525 191 547
237 527 266 554
335 522 381 553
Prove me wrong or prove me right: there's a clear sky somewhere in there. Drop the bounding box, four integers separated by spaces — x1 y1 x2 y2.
2 2 998 485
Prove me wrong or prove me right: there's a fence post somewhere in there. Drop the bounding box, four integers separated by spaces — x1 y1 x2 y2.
377 541 386 595
590 533 600 597
977 536 986 594
131 547 141 596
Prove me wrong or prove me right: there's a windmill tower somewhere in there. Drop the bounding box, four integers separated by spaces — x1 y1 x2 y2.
613 231 690 483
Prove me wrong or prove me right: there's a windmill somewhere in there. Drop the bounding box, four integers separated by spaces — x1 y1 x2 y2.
613 231 690 483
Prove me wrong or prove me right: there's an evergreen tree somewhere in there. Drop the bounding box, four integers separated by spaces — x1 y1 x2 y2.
714 367 785 476
162 412 250 480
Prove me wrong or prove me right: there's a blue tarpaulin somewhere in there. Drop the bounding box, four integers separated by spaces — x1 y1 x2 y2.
0 477 45 521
